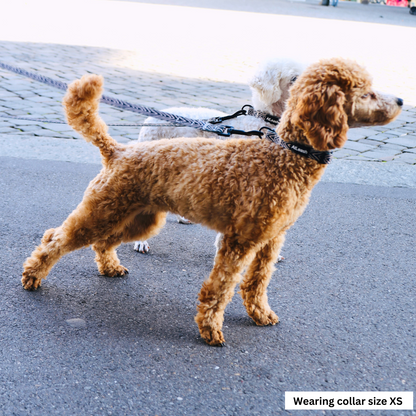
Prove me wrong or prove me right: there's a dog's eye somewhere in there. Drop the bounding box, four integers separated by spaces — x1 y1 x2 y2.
290 76 298 83
361 93 369 99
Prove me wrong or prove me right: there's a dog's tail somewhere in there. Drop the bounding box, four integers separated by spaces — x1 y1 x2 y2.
63 74 118 162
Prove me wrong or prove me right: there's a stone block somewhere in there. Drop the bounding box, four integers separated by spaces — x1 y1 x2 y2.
385 137 416 148
343 141 374 152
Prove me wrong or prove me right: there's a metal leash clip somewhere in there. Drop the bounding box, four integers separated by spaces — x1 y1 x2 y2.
217 126 264 137
208 109 247 125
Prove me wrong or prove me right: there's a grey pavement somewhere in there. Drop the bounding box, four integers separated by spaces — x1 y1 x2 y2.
1 157 415 415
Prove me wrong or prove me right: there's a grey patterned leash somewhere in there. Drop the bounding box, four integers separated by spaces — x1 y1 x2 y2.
245 105 280 126
0 61 255 137
0 113 185 127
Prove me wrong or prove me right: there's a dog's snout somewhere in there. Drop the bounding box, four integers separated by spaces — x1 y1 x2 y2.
396 97 404 107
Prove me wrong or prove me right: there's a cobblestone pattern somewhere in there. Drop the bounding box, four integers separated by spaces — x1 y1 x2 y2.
0 41 415 163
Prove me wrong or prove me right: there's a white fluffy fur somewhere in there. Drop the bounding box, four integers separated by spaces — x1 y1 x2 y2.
138 58 305 142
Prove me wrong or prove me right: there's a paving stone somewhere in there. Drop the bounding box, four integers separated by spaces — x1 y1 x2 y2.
361 150 400 161
383 129 409 137
368 126 388 133
33 129 71 138
378 143 407 151
41 124 76 132
332 149 359 159
358 139 383 146
394 114 416 123
385 137 416 148
343 141 375 152
1 110 30 116
344 155 374 161
112 135 131 144
399 125 416 132
121 134 140 141
392 153 416 164
15 125 49 133
7 130 45 135
2 119 40 126
364 133 393 142
383 120 406 129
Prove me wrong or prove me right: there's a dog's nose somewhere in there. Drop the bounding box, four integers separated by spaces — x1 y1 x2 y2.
396 98 404 107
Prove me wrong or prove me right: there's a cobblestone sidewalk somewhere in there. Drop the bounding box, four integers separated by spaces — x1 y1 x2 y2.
0 41 415 164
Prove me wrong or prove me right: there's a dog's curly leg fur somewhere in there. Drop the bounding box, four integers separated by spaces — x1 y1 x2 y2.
92 233 128 277
22 228 62 290
240 234 285 326
195 234 258 346
21 226 83 290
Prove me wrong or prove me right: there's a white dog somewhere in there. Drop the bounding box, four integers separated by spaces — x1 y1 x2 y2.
134 58 304 254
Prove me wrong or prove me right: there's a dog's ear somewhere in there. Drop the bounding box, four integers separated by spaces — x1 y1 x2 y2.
291 83 349 151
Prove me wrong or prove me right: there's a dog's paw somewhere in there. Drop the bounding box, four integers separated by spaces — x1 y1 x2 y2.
134 240 150 254
200 328 226 346
248 306 279 326
102 265 129 277
177 216 193 225
21 273 42 290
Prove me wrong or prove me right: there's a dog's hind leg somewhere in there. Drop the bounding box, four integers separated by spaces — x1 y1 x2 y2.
239 233 285 326
21 215 101 290
22 227 69 290
195 234 258 346
22 201 148 290
93 211 167 275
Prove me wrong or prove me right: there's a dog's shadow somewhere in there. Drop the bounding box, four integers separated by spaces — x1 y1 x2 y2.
20 256 278 349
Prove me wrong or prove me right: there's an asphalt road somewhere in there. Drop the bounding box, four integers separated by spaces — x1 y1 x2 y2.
0 156 415 416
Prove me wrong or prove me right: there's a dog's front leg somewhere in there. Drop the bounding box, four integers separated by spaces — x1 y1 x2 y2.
239 233 285 326
195 234 257 346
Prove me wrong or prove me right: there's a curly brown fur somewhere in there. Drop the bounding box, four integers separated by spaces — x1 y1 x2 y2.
22 58 402 346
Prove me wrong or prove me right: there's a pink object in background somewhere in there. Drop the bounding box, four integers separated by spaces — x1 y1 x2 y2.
386 0 408 6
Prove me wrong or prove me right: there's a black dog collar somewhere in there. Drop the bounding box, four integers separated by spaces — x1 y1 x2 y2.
260 127 333 165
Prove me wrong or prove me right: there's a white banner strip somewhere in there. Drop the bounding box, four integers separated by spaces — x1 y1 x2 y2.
285 392 413 410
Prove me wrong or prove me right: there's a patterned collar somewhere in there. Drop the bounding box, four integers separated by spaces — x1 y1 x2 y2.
260 128 333 165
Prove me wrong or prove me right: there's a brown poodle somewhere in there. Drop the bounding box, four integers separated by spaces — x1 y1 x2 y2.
22 58 402 346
